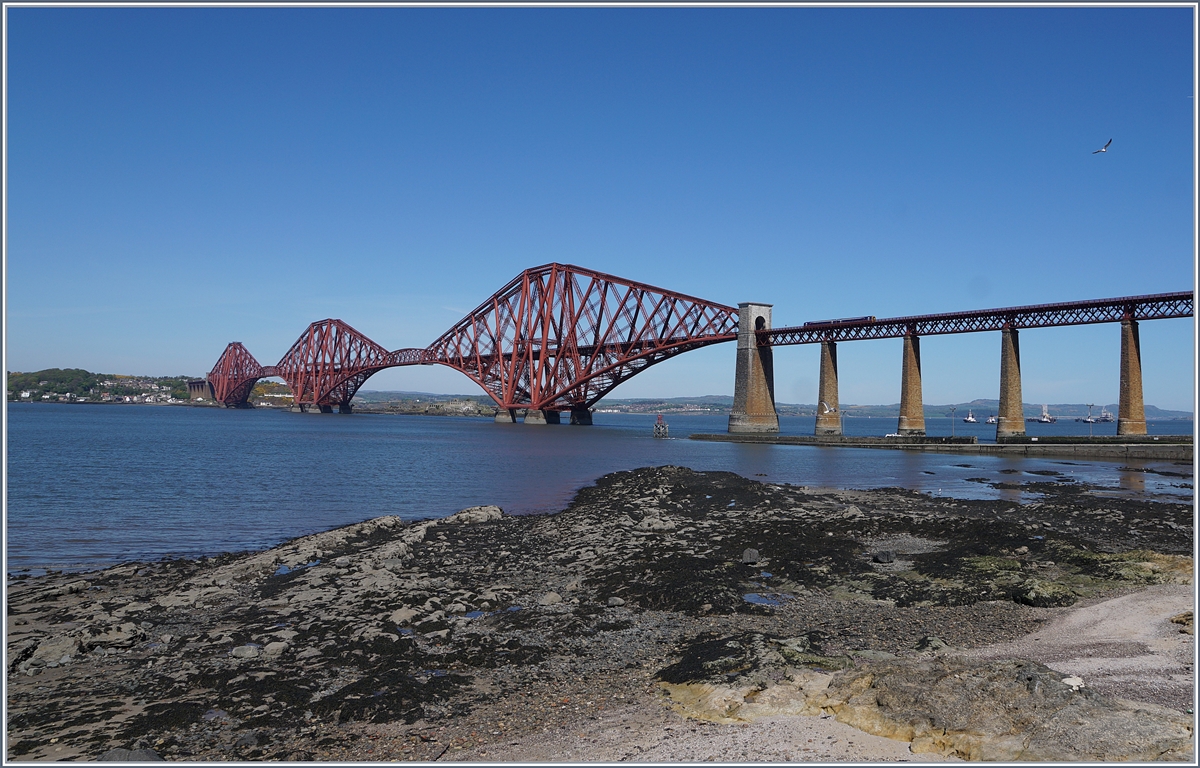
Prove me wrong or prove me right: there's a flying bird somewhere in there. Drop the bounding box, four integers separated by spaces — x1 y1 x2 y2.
1092 138 1113 154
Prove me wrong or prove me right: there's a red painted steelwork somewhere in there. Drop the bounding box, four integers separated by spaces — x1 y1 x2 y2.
273 319 400 409
207 269 1191 411
425 263 739 411
205 264 738 409
762 291 1194 346
208 343 264 406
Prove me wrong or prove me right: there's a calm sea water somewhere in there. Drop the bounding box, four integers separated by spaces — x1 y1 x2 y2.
5 404 1193 574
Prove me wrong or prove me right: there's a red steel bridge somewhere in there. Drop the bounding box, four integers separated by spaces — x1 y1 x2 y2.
207 264 740 417
205 263 1192 419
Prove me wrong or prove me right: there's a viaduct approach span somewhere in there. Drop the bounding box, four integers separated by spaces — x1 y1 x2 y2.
204 263 1192 437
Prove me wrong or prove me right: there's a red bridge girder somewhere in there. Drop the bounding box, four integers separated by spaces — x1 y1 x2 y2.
272 319 397 409
208 343 264 407
205 264 738 410
425 263 739 410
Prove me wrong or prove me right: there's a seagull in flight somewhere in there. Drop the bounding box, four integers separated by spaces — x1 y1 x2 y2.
1092 138 1112 154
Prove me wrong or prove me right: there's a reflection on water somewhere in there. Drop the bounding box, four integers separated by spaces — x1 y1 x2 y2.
1119 468 1147 493
997 484 1024 504
5 405 1193 573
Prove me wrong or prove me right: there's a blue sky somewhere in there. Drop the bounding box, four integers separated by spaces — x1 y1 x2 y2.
5 6 1196 410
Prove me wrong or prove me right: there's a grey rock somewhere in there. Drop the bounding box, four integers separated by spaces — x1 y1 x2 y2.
99 747 163 761
263 641 289 657
634 517 676 532
607 597 626 607
445 505 503 524
538 591 562 606
741 548 760 564
234 732 259 748
389 607 419 624
31 635 80 666
915 635 949 653
872 550 896 564
232 645 260 659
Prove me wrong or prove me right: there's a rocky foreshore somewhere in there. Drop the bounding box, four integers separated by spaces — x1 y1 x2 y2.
6 465 1195 761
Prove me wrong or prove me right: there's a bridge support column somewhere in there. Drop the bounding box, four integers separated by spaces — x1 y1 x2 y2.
318 404 334 414
290 404 307 413
728 303 779 433
524 409 561 425
338 403 353 414
569 407 593 425
494 408 517 423
814 341 841 435
1117 319 1147 435
897 334 925 435
997 328 1025 438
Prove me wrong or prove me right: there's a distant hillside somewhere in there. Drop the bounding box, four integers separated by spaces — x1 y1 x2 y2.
353 390 493 404
593 395 1192 419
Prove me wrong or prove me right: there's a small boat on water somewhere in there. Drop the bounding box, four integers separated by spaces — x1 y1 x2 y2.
1026 404 1057 424
1096 408 1115 423
985 414 997 424
963 410 977 423
1076 404 1096 423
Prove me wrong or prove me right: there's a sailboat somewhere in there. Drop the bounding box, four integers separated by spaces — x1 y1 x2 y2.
962 410 978 423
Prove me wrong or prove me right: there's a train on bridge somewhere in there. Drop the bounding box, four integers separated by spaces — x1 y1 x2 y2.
201 263 1192 438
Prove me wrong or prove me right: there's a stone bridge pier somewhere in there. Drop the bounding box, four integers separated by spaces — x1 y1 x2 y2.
996 328 1025 438
897 333 925 435
814 340 841 435
728 303 779 433
1117 318 1146 435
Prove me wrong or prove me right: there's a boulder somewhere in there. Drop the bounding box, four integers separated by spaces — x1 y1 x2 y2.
232 645 260 659
263 641 289 658
538 592 562 606
1013 578 1077 607
914 635 949 653
32 635 80 666
741 548 760 564
445 505 503 525
389 607 419 625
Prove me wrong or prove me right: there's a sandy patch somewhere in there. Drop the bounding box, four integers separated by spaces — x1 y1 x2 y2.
954 584 1195 712
452 585 1194 762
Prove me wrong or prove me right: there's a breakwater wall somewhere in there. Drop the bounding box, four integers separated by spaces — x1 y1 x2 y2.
689 433 1193 461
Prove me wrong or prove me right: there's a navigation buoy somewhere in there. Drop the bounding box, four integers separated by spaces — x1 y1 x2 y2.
653 414 669 438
